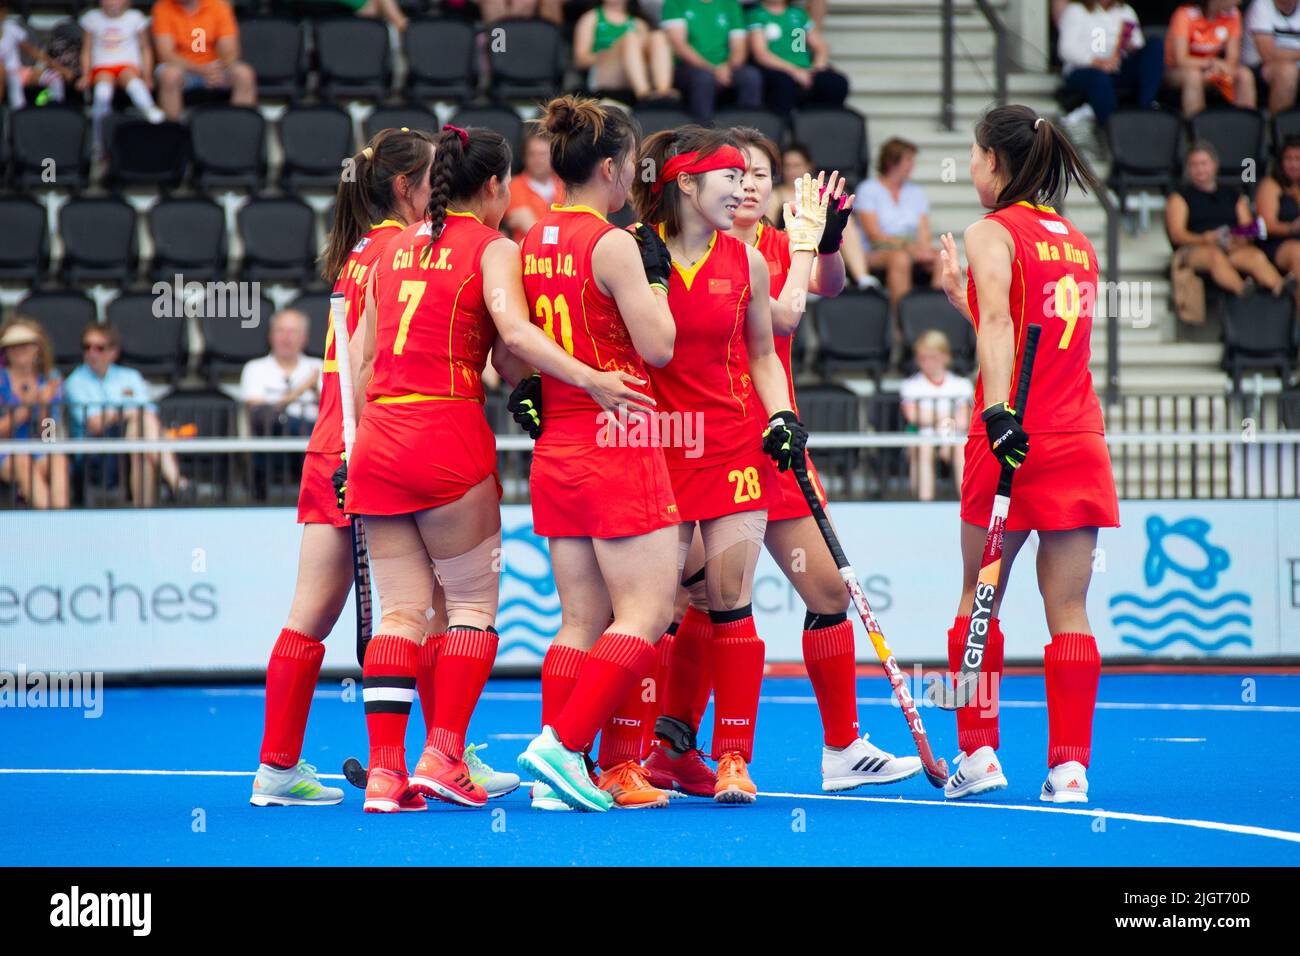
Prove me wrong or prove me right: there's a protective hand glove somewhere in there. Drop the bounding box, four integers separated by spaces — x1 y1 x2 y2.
628 222 673 293
507 373 543 439
818 191 851 254
331 457 348 513
783 173 831 254
981 402 1030 471
762 409 809 472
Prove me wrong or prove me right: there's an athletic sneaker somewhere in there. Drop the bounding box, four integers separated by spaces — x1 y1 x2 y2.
411 745 488 808
944 746 1008 800
1040 760 1089 804
464 743 521 799
364 767 417 813
714 751 757 804
597 761 669 809
529 782 571 811
821 734 923 792
249 760 344 807
517 726 613 812
643 743 717 797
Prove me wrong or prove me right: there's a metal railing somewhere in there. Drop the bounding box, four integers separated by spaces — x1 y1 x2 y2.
941 0 1009 131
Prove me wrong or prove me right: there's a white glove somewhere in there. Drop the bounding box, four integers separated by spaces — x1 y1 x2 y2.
783 173 830 254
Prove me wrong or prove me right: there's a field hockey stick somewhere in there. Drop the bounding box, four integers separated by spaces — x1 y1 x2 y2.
791 458 948 788
927 323 1041 711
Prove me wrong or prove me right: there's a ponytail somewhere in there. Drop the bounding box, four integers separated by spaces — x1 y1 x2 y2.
974 105 1100 209
426 124 512 247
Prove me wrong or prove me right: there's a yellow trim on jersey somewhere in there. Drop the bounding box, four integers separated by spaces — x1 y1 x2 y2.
658 224 717 291
446 273 476 399
551 204 608 221
445 209 482 223
373 393 478 405
371 219 404 230
1015 200 1058 215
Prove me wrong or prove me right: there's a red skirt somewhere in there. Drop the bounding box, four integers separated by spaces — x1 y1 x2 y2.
531 439 680 539
668 449 774 523
766 450 827 522
346 400 500 516
297 449 349 528
960 430 1119 531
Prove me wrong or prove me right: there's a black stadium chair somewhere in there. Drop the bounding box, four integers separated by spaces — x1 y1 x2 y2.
287 292 332 358
793 382 861 477
633 104 694 139
190 106 266 191
0 196 50 283
1223 292 1300 389
149 197 228 282
791 107 868 180
364 105 438 141
107 120 190 190
106 291 188 382
1106 108 1180 212
11 106 89 189
238 197 317 283
239 18 305 100
1190 108 1266 195
1273 107 1300 155
813 289 891 382
448 106 524 160
315 18 392 101
898 290 977 375
279 105 355 190
486 18 565 100
59 197 139 284
16 291 97 368
715 108 785 145
404 17 477 103
201 295 277 380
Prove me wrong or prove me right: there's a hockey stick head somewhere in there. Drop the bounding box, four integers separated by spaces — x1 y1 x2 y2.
342 757 367 790
925 670 978 711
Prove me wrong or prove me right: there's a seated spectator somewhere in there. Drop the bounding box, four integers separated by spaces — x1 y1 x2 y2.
900 330 971 503
1166 140 1291 298
0 318 68 510
1244 0 1300 113
746 0 847 117
1 2 80 108
79 0 165 153
573 0 677 102
855 137 942 311
301 0 410 33
1255 135 1300 282
662 0 761 122
64 320 186 506
479 0 563 23
1165 0 1256 115
239 308 322 437
150 0 255 120
1057 1 1163 133
504 126 566 240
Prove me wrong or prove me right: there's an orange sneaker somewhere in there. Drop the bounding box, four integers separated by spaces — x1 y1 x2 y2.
411 745 487 808
714 751 757 805
597 761 669 809
364 767 416 813
398 788 427 812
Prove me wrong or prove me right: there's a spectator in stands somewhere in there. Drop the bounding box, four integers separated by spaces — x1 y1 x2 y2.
0 318 68 510
1244 0 1300 113
303 0 410 33
746 0 848 116
79 0 165 154
239 309 322 437
1057 1 1163 134
854 136 942 311
504 125 566 240
573 1 677 102
150 0 256 121
1165 0 1256 115
64 320 186 506
900 329 971 503
1166 141 1293 298
1255 135 1300 282
479 0 563 23
662 0 762 121
1 2 80 108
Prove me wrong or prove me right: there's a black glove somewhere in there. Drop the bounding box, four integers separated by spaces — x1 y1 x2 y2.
507 373 543 439
331 457 348 513
762 409 809 473
628 221 673 293
818 191 851 254
981 402 1029 471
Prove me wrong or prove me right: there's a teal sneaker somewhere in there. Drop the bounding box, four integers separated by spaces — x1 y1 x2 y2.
464 743 521 799
529 781 572 811
250 760 344 807
516 727 613 812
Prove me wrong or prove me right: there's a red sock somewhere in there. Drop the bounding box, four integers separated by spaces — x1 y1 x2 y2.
640 626 675 757
428 627 498 759
947 615 1004 754
259 628 325 767
416 633 442 740
541 643 587 729
552 632 657 754
599 677 652 769
1044 632 1101 768
802 616 859 748
664 605 712 733
363 634 419 774
710 613 765 762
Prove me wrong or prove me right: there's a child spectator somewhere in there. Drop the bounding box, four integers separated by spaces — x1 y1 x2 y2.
504 125 565 240
0 3 79 108
662 0 761 121
79 0 164 151
1165 0 1256 115
1057 1 1163 131
573 0 676 102
0 318 69 510
746 0 847 116
899 329 972 503
150 0 255 120
1243 0 1300 113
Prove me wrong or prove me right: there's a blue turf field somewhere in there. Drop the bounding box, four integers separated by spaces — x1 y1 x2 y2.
3 673 1298 866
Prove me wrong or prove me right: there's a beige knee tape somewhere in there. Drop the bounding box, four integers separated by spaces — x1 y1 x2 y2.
370 548 437 634
432 532 502 629
701 511 768 611
702 511 768 562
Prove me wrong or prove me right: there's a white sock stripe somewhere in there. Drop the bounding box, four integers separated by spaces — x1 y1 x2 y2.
362 687 416 704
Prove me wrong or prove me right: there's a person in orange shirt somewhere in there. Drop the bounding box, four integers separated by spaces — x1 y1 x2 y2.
503 126 566 240
1165 0 1256 114
150 0 256 119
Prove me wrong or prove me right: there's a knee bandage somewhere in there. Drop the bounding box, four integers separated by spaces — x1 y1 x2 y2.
432 532 502 630
370 546 437 635
701 511 768 611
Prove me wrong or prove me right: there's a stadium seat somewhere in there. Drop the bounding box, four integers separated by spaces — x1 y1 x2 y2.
287 292 332 357
150 198 228 283
0 196 49 283
1273 107 1300 155
898 290 977 375
404 17 477 103
279 105 355 190
238 197 317 284
364 105 438 142
715 108 786 145
486 18 565 100
107 120 190 190
791 107 868 180
1222 292 1299 389
201 294 277 381
813 290 891 382
633 105 694 139
105 292 188 381
1106 108 1181 212
11 106 89 189
315 18 392 102
59 197 139 284
1190 108 1266 195
792 381 861 476
448 106 524 160
156 386 241 491
239 18 305 100
190 106 266 191
16 291 97 368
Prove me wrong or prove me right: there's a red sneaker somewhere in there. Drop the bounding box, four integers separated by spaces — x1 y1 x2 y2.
411 745 487 808
643 743 717 797
364 767 416 813
398 788 427 812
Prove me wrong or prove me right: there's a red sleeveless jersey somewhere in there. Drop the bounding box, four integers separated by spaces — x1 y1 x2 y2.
648 228 761 468
966 201 1104 436
306 220 403 453
367 211 502 403
752 223 798 411
520 205 650 443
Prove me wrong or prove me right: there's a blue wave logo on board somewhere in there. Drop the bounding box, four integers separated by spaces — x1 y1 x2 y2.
495 521 559 659
1109 516 1252 655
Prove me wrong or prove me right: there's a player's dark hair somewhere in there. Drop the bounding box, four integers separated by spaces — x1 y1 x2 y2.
321 126 435 281
427 126 512 242
633 125 741 238
974 105 1099 209
539 95 640 188
1270 135 1300 188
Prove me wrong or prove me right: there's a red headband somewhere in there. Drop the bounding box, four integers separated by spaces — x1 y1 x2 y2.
442 124 470 148
652 145 748 194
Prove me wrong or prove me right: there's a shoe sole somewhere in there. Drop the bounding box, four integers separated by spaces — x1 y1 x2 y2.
517 751 609 812
249 794 344 807
1040 789 1088 804
714 785 757 805
945 773 1009 801
611 796 670 809
409 775 486 809
531 797 572 811
363 798 400 813
398 802 427 812
822 762 924 792
645 772 715 798
486 781 521 799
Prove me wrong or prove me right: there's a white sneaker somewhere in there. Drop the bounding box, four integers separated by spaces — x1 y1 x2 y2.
529 782 571 811
145 106 165 124
250 760 344 806
821 734 923 791
944 746 1008 800
1040 761 1089 804
1060 102 1096 130
464 743 521 799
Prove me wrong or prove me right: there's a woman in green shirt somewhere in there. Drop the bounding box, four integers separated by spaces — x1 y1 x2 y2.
573 0 677 101
747 0 848 116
